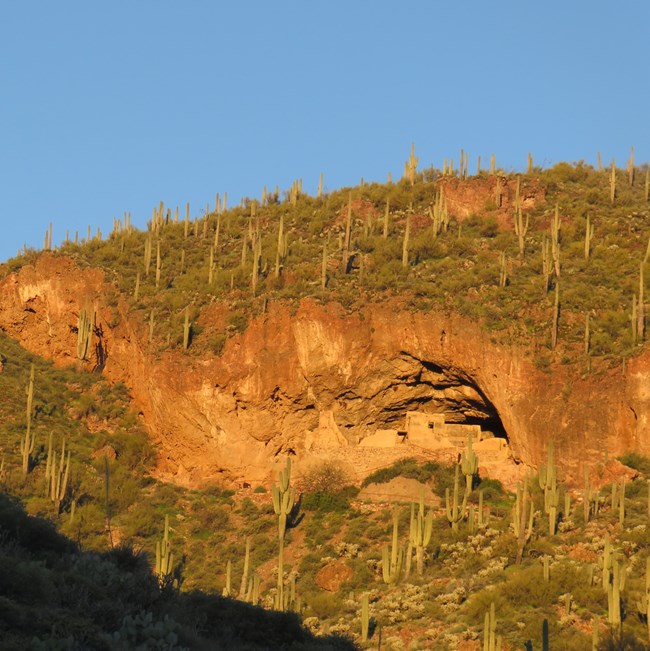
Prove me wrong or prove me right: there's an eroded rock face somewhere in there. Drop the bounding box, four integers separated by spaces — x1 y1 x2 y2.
0 255 648 488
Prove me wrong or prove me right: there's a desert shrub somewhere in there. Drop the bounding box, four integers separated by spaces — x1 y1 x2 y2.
238 497 259 518
361 458 440 488
307 592 342 620
298 461 351 494
301 490 350 513
431 463 458 498
477 478 507 503
618 452 650 476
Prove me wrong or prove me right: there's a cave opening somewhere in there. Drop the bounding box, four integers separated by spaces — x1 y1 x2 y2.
365 356 510 446
418 359 509 443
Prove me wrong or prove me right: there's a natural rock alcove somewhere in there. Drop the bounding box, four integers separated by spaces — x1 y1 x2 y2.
329 353 509 446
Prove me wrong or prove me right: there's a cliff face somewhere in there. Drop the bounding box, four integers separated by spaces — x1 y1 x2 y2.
0 255 647 487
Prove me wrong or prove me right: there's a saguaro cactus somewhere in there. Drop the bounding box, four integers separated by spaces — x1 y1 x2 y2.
238 537 251 599
551 283 560 350
541 236 550 294
46 435 71 513
539 443 560 534
77 305 94 361
551 205 561 278
499 251 507 289
607 557 626 629
402 209 411 269
360 593 370 642
409 490 433 576
637 557 650 643
382 508 404 584
494 176 502 207
342 193 352 273
627 146 635 186
461 433 479 495
155 241 161 288
483 602 501 651
514 475 534 564
21 364 36 476
144 233 153 275
383 198 390 239
275 214 285 279
514 192 529 258
584 214 594 259
155 514 175 587
638 263 645 342
183 307 191 350
445 463 468 531
321 244 328 289
222 560 232 597
272 457 294 610
406 143 418 185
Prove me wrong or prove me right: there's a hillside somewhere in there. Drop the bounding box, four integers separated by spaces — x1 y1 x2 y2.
2 155 650 649
1 159 650 485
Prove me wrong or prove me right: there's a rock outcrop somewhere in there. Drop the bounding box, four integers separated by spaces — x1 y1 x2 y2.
0 254 647 488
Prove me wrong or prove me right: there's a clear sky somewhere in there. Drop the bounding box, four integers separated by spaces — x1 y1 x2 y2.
1 1 648 263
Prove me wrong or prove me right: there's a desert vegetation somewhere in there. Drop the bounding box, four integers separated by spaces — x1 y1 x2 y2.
2 151 650 648
2 329 650 648
3 152 649 370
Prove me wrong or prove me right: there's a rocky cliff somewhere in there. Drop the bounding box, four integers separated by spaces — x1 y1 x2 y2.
0 254 647 488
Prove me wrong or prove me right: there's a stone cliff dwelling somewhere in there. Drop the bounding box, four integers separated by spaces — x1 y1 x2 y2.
360 411 496 451
303 409 513 486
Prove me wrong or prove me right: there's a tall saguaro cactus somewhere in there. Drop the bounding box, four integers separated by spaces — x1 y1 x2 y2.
402 208 411 269
342 193 353 273
514 181 529 257
382 508 404 584
584 214 594 259
551 283 560 350
46 434 71 513
627 146 635 186
499 251 507 289
551 205 561 278
406 143 418 185
183 307 191 350
155 514 175 587
272 457 295 610
461 433 479 495
21 364 36 476
514 475 534 564
383 198 390 239
483 602 501 651
77 305 94 361
321 244 328 289
445 463 468 531
360 593 370 642
409 490 432 576
275 214 285 279
638 263 645 342
238 537 251 599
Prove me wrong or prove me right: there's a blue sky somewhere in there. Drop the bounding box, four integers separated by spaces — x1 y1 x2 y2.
1 1 648 262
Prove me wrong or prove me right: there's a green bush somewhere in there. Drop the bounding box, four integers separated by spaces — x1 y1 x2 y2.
618 452 650 476
361 458 440 487
301 490 351 513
